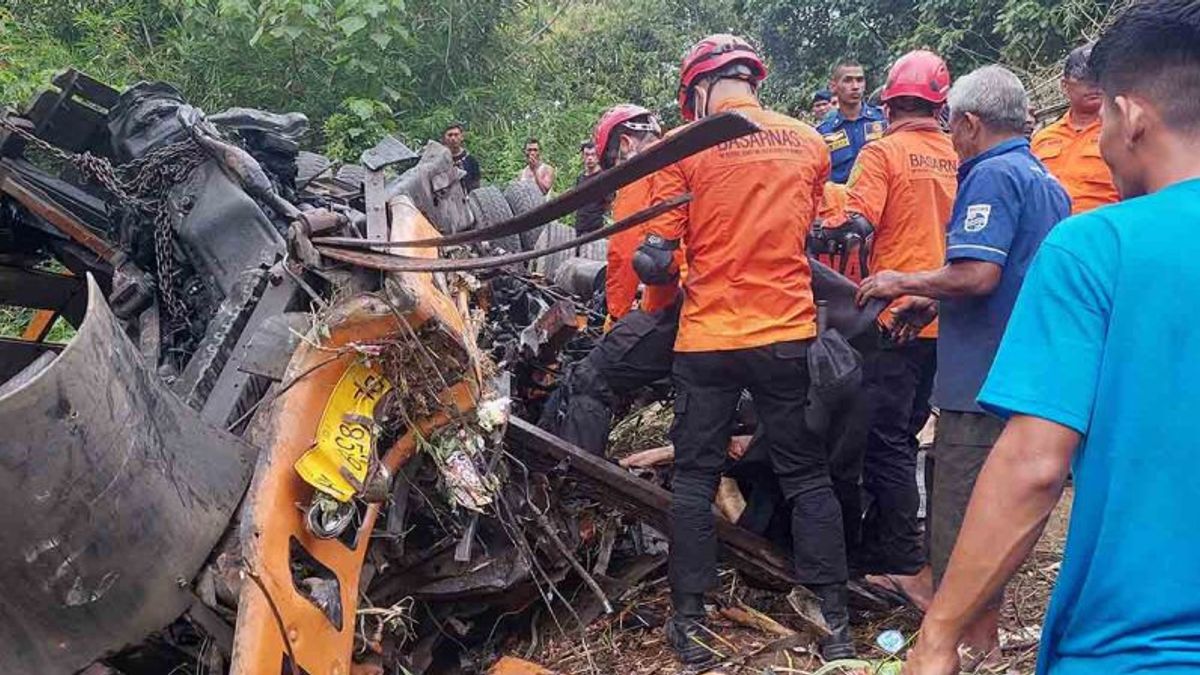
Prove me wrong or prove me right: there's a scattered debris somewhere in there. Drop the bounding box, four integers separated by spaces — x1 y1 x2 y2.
0 68 1071 675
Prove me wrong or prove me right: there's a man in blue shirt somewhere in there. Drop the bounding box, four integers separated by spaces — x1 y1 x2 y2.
903 2 1200 673
818 59 887 182
856 64 1070 665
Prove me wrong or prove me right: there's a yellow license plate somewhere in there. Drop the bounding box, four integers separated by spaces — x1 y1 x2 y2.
294 361 393 502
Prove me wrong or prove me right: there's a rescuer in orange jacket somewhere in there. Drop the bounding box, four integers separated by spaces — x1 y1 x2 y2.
1031 43 1120 214
633 34 854 665
536 105 683 456
838 50 957 609
593 104 679 323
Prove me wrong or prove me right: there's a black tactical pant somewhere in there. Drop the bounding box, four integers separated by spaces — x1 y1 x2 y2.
538 299 681 455
824 381 871 562
669 342 847 608
856 337 936 575
723 330 877 561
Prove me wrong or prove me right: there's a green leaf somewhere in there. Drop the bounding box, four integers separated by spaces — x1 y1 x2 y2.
363 1 388 18
249 22 265 46
270 24 304 40
347 98 376 121
337 14 368 37
369 31 392 49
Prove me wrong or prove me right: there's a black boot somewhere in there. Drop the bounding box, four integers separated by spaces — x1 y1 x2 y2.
666 593 717 667
809 583 856 661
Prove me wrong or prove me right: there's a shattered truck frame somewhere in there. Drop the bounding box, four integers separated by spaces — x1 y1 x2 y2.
0 70 795 674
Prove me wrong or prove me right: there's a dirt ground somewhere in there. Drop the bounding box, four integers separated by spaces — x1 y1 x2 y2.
529 489 1074 675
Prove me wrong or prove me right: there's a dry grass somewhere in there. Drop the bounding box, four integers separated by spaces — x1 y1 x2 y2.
531 491 1072 675
526 405 1075 675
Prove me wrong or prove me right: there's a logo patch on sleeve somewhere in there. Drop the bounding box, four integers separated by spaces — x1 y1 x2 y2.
963 204 991 232
823 131 850 151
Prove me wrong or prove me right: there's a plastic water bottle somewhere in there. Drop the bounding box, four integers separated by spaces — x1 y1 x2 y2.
876 629 906 655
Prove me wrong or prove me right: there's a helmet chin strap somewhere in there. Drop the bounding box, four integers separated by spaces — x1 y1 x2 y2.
695 81 711 119
618 135 637 163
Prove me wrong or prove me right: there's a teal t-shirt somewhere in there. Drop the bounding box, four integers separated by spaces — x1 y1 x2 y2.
980 177 1200 674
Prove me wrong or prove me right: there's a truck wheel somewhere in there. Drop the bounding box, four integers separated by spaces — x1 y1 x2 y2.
467 186 521 254
530 222 577 278
575 239 607 262
502 181 548 251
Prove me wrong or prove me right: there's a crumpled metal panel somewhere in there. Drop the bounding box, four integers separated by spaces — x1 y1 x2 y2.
0 276 255 674
230 198 481 675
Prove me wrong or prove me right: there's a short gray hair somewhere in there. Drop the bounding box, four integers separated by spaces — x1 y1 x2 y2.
947 65 1029 134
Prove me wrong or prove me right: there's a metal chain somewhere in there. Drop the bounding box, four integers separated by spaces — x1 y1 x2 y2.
2 116 206 323
122 139 208 321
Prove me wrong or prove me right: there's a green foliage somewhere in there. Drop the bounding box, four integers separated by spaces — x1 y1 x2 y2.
322 97 398 161
0 3 166 107
748 0 1121 110
2 0 1120 189
0 307 75 342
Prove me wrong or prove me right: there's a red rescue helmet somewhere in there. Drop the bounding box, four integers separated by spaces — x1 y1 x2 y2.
593 103 661 169
881 50 951 104
677 34 768 121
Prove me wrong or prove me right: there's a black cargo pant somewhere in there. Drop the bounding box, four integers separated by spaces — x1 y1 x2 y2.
857 337 936 575
731 330 878 560
538 299 681 455
824 380 871 561
669 341 847 608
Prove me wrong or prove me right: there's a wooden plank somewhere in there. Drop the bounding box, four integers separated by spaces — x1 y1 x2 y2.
21 310 58 342
38 97 109 155
0 170 118 261
364 168 388 251
505 417 798 589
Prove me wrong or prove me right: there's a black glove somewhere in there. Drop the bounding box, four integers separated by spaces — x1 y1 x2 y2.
633 234 680 286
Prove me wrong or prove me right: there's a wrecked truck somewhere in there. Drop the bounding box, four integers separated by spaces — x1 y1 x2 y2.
0 70 802 674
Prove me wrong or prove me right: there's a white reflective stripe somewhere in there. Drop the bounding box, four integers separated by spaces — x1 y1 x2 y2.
947 243 1008 257
622 119 662 135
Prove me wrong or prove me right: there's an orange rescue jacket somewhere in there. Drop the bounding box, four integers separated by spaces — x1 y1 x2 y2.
1031 113 1119 215
606 174 681 322
647 95 828 352
607 176 652 320
846 117 958 338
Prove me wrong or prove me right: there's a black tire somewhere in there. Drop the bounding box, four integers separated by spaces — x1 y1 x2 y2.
295 151 332 189
335 163 366 188
502 181 548 251
531 224 608 277
468 185 521 253
530 222 576 278
576 239 607 262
